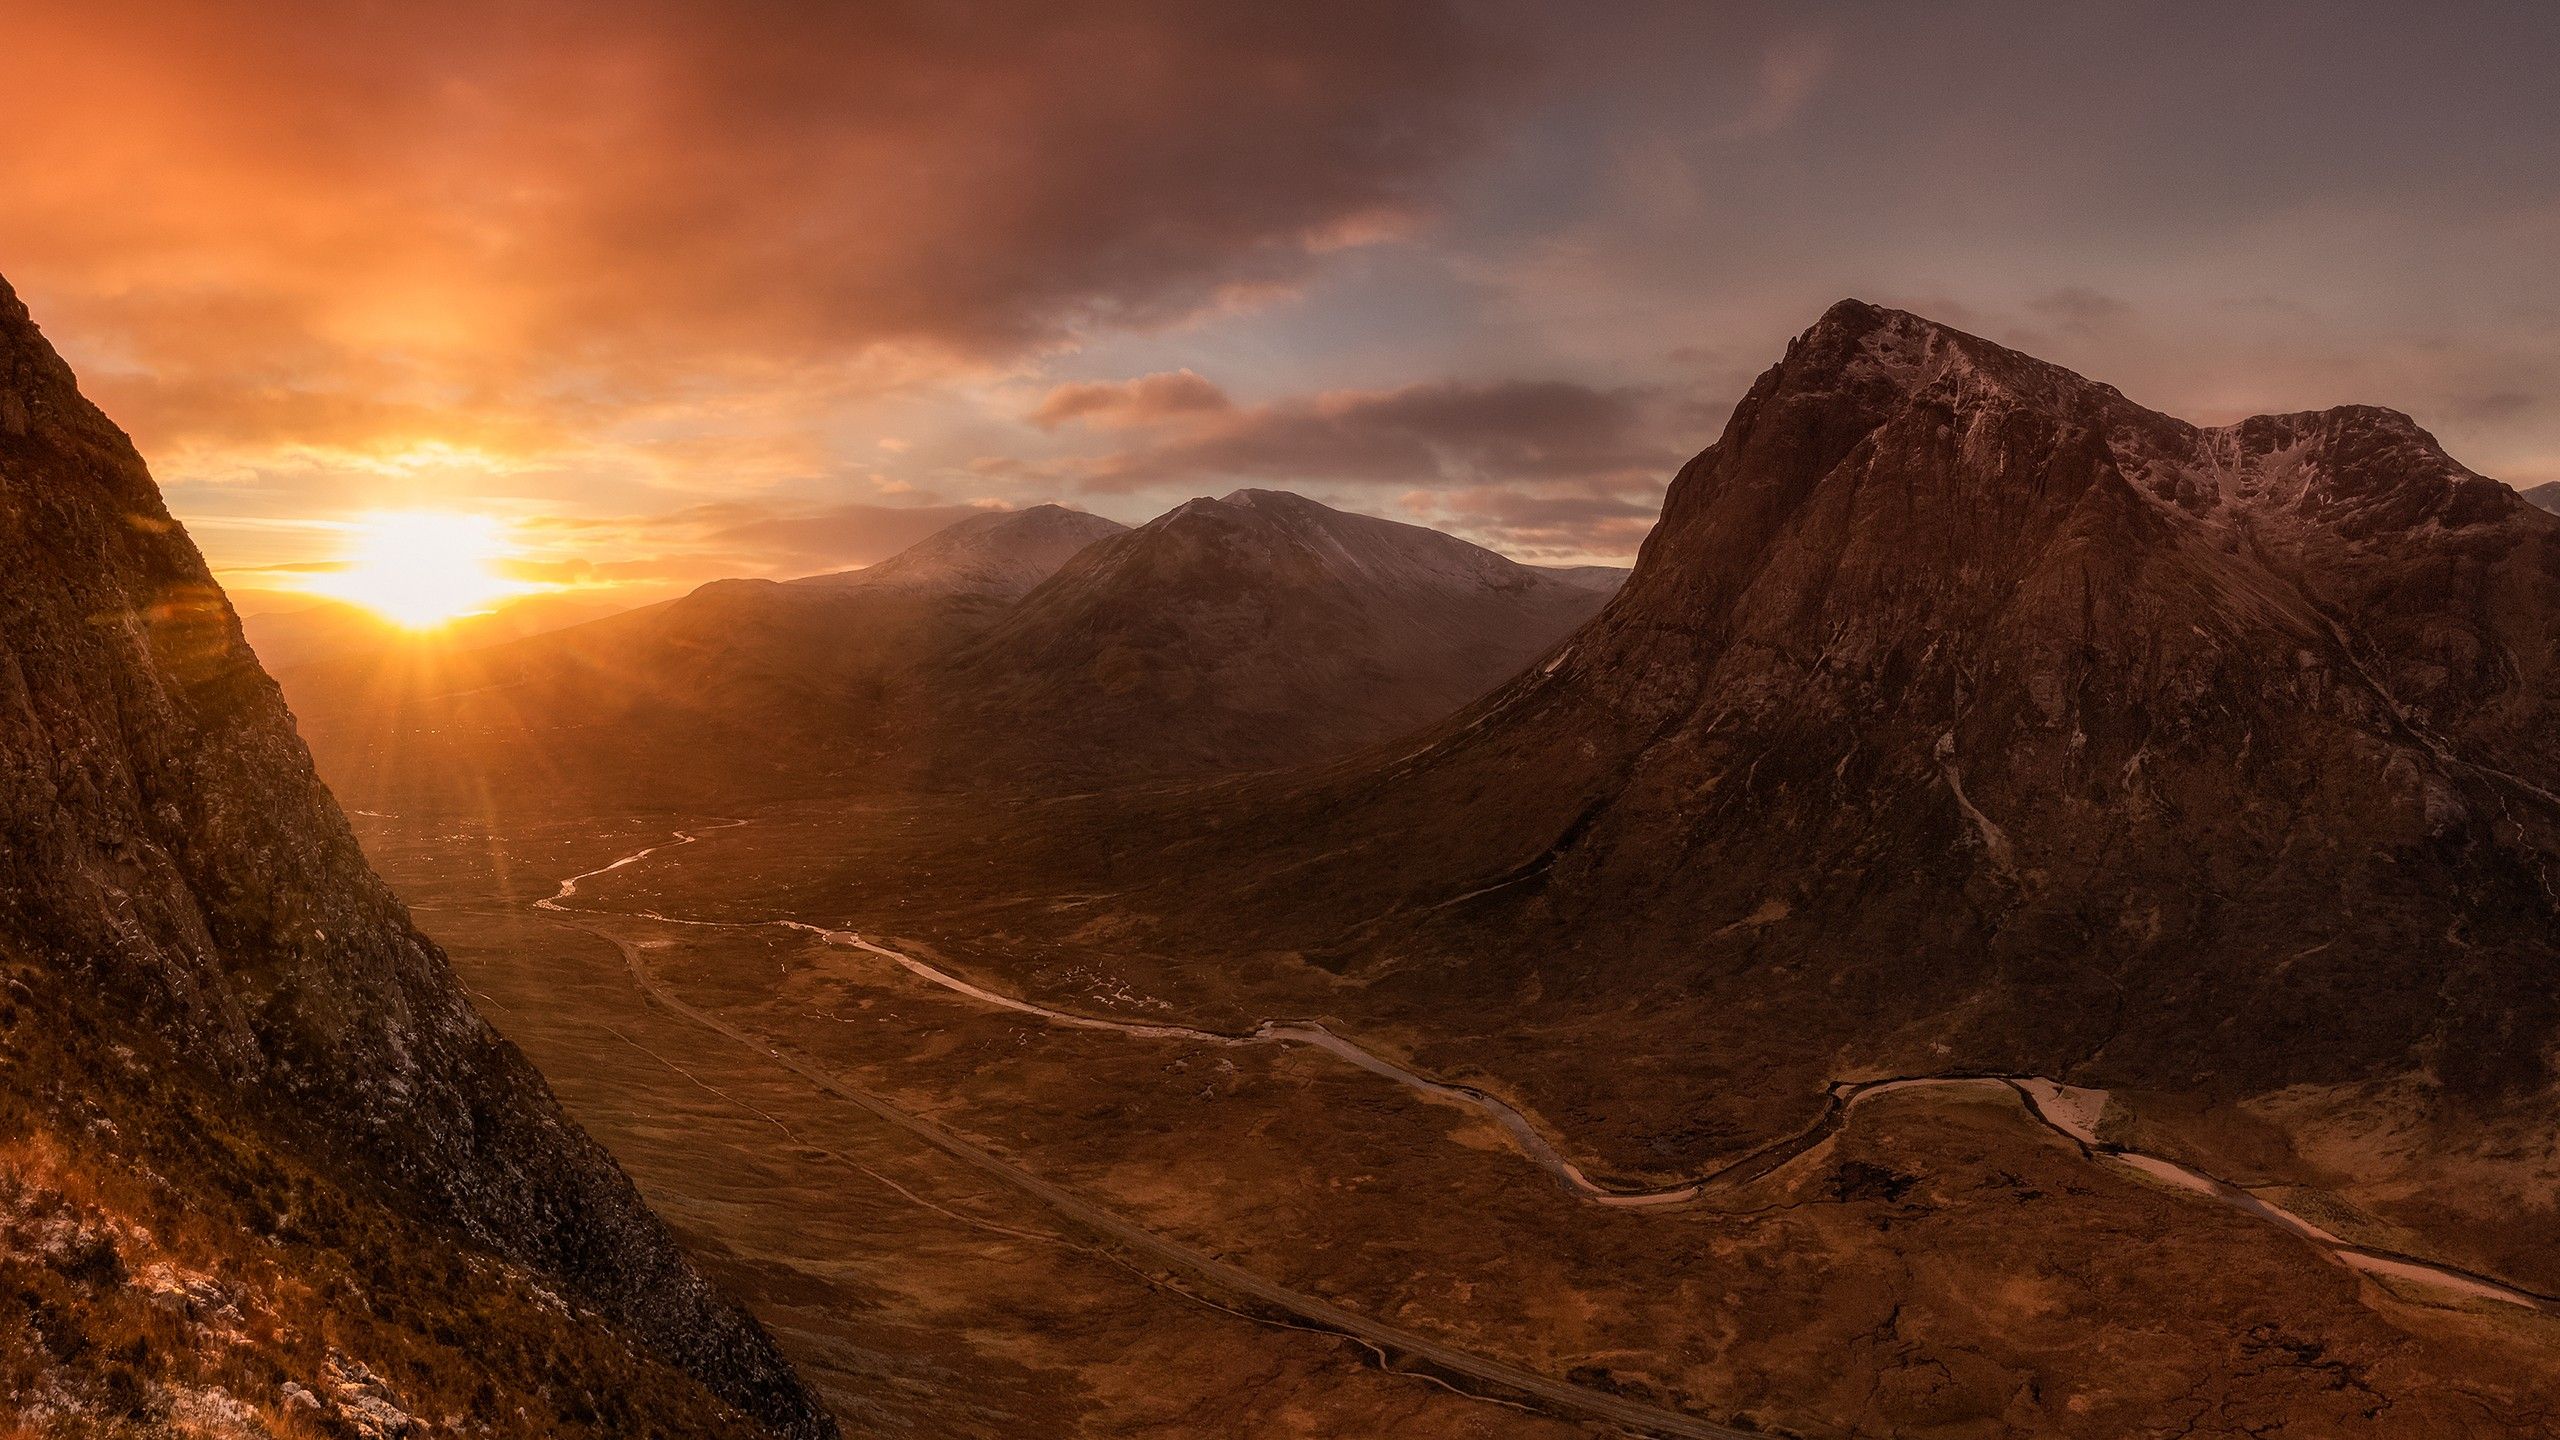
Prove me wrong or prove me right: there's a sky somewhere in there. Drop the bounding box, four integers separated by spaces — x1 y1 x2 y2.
2 0 2555 609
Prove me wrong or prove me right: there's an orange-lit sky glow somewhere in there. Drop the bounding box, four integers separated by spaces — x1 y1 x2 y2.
4 2 2556 615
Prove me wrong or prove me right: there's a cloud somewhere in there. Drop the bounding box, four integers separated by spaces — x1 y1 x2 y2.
1724 31 1835 137
1038 373 1682 496
2 3 1505 371
519 496 1022 584
2025 286 2138 340
0 1 1514 485
1012 368 1685 557
1029 370 1234 430
1399 482 1666 561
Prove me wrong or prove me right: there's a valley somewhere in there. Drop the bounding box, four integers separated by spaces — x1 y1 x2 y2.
354 805 2560 1439
283 298 2560 1438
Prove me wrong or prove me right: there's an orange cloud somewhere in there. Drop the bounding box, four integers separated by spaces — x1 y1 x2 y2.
1029 371 1235 430
0 1 1514 585
0 3 1506 426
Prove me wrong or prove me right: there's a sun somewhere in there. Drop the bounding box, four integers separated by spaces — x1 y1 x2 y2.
307 511 538 629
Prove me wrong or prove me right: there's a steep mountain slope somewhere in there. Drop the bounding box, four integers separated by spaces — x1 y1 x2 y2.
0 275 835 1437
287 505 1127 811
2520 479 2560 515
929 489 1620 779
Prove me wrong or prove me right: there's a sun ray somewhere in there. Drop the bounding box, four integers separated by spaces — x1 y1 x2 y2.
303 510 542 629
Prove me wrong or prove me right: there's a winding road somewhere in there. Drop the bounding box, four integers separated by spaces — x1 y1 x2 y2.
528 820 2558 1437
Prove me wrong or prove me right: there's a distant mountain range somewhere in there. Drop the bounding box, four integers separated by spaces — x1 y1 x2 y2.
919 488 1625 783
234 587 630 672
283 494 1625 812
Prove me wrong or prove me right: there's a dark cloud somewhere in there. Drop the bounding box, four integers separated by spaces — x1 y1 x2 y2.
2453 391 2539 423
1041 374 1682 495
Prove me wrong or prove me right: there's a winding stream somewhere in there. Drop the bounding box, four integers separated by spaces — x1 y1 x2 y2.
538 822 2558 1314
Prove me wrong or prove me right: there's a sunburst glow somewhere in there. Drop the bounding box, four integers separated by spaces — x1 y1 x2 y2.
306 511 538 629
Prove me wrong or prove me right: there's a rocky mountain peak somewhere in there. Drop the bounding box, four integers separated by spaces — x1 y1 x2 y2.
1135 488 1551 596
1642 302 2521 603
2196 404 2517 535
1 278 113 440
1218 486 1320 512
1781 298 2143 418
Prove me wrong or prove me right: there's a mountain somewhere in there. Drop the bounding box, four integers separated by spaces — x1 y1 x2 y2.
1530 562 1633 592
931 301 2560 1203
0 275 835 1437
924 488 1622 780
791 503 1128 598
288 491 1616 812
285 505 1128 811
233 589 629 672
2520 479 2560 515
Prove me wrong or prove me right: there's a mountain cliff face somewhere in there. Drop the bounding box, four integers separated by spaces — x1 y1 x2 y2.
0 275 835 1437
1049 302 2560 1165
931 488 1620 779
